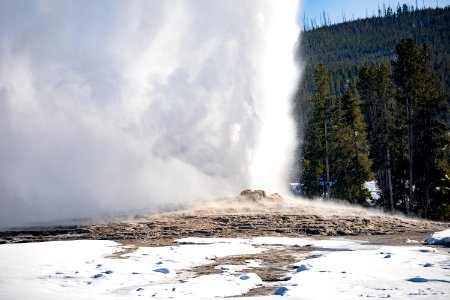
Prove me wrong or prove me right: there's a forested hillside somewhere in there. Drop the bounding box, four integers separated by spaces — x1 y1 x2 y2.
297 5 450 99
295 5 450 221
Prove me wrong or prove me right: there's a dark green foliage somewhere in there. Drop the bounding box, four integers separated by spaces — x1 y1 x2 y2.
301 63 330 197
390 38 450 218
399 42 450 219
357 64 397 211
302 65 371 203
391 38 424 214
298 7 450 100
297 7 450 220
327 95 353 200
338 88 372 203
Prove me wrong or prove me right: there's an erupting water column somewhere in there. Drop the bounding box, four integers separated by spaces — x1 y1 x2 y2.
0 1 301 227
250 1 300 194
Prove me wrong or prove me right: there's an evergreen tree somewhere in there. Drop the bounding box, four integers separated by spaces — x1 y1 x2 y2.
413 44 450 218
328 95 354 201
392 38 421 214
339 88 372 203
302 63 332 198
297 8 450 220
356 65 377 144
298 7 450 102
392 39 450 218
357 64 396 211
303 65 372 204
374 64 396 211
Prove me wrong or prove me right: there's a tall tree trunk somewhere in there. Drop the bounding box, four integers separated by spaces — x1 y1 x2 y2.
424 133 431 218
407 99 414 215
386 148 394 212
324 122 330 199
352 126 363 201
400 175 407 213
378 169 385 207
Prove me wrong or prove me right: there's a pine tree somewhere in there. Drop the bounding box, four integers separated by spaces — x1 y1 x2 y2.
339 88 372 203
392 39 450 218
299 7 450 104
356 65 377 144
328 95 354 200
413 44 450 218
357 64 396 211
302 115 325 197
392 38 421 215
374 64 396 211
302 63 332 198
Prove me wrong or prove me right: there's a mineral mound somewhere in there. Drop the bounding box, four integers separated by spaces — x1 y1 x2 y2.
0 192 448 246
239 189 283 201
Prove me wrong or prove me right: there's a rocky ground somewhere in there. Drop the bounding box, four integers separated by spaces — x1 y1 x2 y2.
1 192 447 247
1 192 449 299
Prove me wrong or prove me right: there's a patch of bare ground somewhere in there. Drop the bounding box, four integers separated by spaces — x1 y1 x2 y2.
0 196 447 247
0 195 447 297
186 246 313 297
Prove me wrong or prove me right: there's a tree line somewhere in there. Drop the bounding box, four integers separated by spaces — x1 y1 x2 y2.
300 39 449 221
298 6 450 101
301 2 438 31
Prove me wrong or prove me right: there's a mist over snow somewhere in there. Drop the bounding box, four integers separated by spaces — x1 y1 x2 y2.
0 1 301 227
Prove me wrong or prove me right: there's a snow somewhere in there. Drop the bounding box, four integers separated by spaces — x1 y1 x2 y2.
426 228 450 245
178 236 364 249
364 180 381 202
283 245 450 299
0 239 263 299
0 235 449 299
251 236 361 247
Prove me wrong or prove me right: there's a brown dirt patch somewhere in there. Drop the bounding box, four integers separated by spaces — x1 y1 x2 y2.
0 197 447 247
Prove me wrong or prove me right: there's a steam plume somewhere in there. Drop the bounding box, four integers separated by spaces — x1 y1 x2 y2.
0 0 300 227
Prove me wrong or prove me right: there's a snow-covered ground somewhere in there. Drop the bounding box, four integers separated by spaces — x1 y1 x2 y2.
426 229 450 245
0 233 449 299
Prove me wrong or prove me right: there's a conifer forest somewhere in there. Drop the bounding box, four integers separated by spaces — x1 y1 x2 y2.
295 5 450 220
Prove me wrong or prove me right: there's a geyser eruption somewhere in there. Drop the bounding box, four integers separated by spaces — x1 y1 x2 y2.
249 4 300 193
0 0 300 228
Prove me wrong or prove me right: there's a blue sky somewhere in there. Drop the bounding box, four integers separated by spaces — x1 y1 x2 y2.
299 0 450 27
